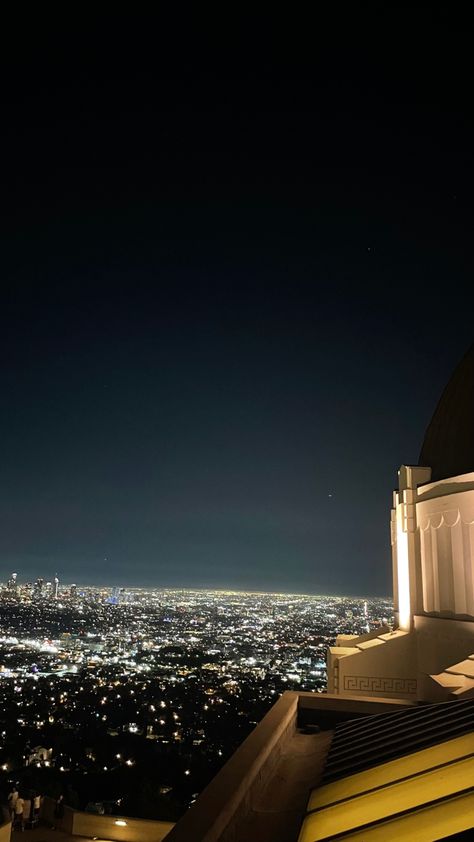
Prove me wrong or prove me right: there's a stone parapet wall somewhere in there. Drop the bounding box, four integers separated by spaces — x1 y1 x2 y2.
165 690 299 842
41 797 173 842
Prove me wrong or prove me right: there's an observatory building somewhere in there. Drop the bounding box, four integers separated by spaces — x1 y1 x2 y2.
328 343 474 703
165 343 474 842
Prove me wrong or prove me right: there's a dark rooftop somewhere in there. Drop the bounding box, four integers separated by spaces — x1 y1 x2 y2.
420 343 474 482
322 697 474 783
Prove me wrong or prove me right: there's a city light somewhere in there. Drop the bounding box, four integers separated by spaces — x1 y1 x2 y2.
0 577 393 819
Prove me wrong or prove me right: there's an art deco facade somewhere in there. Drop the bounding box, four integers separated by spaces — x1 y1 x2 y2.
328 344 474 703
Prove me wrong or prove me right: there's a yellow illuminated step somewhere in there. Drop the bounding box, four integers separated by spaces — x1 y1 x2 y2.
307 732 474 811
298 755 474 842
334 790 474 842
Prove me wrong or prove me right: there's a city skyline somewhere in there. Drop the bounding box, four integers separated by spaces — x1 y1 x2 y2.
0 571 390 601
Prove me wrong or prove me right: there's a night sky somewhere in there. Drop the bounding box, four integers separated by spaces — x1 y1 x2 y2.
1 10 473 594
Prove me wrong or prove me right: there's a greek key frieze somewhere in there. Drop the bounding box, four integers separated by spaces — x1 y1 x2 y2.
343 676 417 694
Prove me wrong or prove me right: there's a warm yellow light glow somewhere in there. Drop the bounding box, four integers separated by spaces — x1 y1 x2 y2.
396 508 411 630
299 755 474 842
308 732 474 811
114 820 127 827
329 791 474 841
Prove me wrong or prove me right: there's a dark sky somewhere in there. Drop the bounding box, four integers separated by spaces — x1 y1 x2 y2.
1 9 473 594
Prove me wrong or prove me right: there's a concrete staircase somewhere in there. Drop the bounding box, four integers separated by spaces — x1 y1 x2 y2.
431 655 474 698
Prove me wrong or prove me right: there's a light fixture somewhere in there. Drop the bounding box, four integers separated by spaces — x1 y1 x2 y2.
396 507 411 631
114 820 127 827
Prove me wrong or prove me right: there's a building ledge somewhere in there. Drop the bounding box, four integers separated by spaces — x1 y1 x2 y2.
165 692 413 842
38 799 174 842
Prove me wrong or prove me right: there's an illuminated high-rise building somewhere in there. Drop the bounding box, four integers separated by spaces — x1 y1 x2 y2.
33 577 44 599
7 572 18 593
53 575 59 599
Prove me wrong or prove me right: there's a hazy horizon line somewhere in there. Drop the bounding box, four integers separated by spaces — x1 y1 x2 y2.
0 577 392 601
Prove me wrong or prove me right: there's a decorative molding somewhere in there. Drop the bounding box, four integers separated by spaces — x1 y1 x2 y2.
343 676 417 694
419 508 474 615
